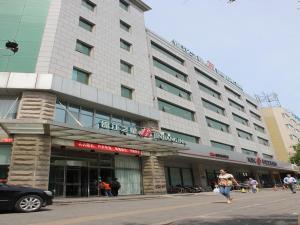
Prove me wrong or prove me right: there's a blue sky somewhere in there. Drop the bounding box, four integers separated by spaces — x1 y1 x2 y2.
144 0 300 116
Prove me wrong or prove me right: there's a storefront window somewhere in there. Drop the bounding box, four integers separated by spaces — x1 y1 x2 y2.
182 168 193 186
0 145 11 181
169 168 182 186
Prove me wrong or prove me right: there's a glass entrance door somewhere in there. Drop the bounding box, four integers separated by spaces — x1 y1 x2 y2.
89 168 99 196
66 167 81 197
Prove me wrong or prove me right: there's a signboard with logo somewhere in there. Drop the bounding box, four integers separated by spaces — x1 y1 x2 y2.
74 141 142 155
247 157 277 167
98 120 185 145
171 40 243 91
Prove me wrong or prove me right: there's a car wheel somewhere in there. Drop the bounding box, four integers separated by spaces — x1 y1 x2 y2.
15 195 43 213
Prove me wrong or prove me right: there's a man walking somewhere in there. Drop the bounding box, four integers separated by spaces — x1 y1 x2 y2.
283 174 297 194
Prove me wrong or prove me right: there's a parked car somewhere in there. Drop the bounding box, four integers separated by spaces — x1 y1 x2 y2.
0 182 53 213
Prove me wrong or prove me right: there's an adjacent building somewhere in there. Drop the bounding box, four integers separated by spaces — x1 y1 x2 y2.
0 0 296 197
261 107 300 162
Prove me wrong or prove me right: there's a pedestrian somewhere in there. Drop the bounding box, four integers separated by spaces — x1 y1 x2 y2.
248 178 258 193
111 178 121 197
100 180 113 197
218 169 239 204
283 174 297 194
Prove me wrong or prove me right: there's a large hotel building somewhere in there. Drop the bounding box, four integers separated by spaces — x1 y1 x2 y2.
0 0 296 197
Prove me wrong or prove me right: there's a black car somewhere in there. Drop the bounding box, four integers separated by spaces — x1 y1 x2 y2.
0 183 53 213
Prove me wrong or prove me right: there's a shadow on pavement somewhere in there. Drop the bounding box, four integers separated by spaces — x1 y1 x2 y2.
168 214 298 225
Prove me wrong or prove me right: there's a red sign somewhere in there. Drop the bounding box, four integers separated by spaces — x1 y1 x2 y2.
209 152 229 159
138 128 152 138
0 138 13 143
74 141 142 156
256 157 262 165
206 60 215 70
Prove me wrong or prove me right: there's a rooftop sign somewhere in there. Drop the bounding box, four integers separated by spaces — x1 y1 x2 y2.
171 40 243 91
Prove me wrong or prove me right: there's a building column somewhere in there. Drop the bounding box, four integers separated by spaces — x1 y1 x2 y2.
8 91 56 189
142 153 167 194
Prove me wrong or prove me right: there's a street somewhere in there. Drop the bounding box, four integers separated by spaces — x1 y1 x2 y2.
0 190 299 225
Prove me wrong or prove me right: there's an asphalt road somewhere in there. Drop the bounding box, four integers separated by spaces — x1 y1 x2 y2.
0 190 299 225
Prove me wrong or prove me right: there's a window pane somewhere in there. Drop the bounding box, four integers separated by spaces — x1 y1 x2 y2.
55 108 66 123
80 107 93 127
169 168 181 186
79 17 94 32
211 141 234 151
119 0 129 11
72 68 89 84
182 169 193 186
120 20 130 32
0 145 11 165
199 83 221 99
232 113 248 126
121 86 133 99
151 41 184 65
206 117 229 133
229 99 244 112
82 0 96 11
195 67 217 85
153 58 187 82
161 128 198 143
76 40 92 56
156 78 190 100
120 60 132 74
120 39 131 51
237 129 253 141
158 99 194 121
202 99 225 115
0 96 19 119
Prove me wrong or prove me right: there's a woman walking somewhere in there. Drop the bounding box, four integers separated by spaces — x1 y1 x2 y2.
218 169 239 204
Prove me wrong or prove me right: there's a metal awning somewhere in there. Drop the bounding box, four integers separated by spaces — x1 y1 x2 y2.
0 119 189 153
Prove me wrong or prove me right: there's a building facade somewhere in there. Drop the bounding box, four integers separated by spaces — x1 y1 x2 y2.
261 107 300 163
0 0 296 197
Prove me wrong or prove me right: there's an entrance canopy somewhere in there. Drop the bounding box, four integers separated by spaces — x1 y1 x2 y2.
0 119 189 154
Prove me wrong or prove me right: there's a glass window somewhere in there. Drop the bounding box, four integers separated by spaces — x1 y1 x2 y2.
151 41 184 65
195 67 217 85
121 86 133 99
158 99 195 121
80 107 93 128
76 40 92 56
258 137 269 146
254 123 265 133
202 99 225 115
169 168 182 186
250 111 261 121
211 141 234 151
228 99 245 112
120 39 132 51
79 17 94 32
237 129 253 141
156 77 191 100
81 0 96 11
206 117 229 133
232 113 248 126
54 101 67 123
0 96 19 119
161 128 199 143
225 86 241 99
242 148 257 156
0 145 11 165
119 0 129 11
72 68 90 84
182 168 193 186
199 82 221 99
246 100 258 109
120 20 131 32
262 154 273 159
67 104 80 126
94 112 110 128
120 60 133 74
153 58 187 82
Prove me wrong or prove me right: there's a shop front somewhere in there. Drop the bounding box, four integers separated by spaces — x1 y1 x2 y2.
0 140 12 182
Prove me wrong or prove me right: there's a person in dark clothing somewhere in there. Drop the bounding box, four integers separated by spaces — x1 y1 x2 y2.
111 178 121 196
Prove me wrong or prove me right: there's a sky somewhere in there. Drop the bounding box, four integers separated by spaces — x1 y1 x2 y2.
144 0 300 116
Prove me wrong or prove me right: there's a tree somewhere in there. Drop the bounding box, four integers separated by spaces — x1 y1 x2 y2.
290 142 300 166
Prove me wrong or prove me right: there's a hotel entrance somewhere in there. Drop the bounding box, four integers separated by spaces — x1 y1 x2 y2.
49 149 115 197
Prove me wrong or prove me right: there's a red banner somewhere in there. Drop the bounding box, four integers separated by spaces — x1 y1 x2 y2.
0 138 13 143
74 141 142 156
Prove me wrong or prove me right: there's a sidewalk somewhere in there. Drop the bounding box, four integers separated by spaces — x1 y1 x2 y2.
53 192 213 205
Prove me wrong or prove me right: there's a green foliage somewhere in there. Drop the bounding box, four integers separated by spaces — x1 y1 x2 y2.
290 142 300 165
